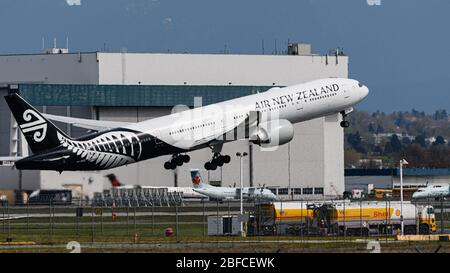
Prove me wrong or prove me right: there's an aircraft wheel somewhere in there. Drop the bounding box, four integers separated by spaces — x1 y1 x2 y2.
164 162 172 170
214 157 224 167
210 163 217 170
204 162 212 170
174 157 184 166
182 155 190 163
222 155 231 164
340 120 350 128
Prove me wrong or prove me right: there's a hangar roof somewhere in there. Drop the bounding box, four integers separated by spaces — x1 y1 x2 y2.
17 84 274 106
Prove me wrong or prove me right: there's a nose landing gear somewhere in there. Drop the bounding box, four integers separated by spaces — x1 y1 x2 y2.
164 154 190 170
340 111 350 128
204 153 231 170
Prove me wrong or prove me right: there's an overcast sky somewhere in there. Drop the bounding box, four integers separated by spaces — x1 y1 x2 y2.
0 0 449 113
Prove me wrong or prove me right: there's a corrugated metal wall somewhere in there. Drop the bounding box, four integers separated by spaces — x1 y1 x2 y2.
18 84 273 106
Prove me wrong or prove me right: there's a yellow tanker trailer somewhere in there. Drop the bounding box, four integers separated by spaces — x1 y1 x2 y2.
328 201 436 236
261 200 436 236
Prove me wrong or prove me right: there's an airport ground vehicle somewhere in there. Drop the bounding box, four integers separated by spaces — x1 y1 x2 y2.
254 200 436 236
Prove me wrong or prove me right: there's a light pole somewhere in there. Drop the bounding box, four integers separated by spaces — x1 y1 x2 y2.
399 158 408 235
236 152 248 237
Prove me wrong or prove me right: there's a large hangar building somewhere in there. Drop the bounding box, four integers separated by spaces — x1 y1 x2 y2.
0 44 348 199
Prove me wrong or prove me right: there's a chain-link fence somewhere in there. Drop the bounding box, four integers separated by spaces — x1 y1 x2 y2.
0 198 449 246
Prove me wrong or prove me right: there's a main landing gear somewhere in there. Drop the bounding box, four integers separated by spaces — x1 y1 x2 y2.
340 110 350 128
164 154 190 170
204 153 231 171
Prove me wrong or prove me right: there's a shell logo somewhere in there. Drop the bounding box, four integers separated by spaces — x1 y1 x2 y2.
395 209 401 216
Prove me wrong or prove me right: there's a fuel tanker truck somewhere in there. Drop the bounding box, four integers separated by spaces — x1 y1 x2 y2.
254 200 436 236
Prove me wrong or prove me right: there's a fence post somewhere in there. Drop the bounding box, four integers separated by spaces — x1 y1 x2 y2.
101 207 104 235
216 200 219 246
2 202 5 234
175 202 179 243
91 206 95 243
76 206 80 238
26 201 29 233
151 204 154 236
300 199 303 241
126 206 130 236
360 199 362 237
49 200 53 244
441 197 444 234
134 205 137 240
7 202 11 241
344 198 347 241
202 200 206 238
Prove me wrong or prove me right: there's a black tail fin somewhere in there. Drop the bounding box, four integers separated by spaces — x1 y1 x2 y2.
4 93 71 154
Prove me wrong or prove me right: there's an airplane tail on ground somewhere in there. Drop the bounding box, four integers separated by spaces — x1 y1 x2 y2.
105 174 123 187
190 169 207 189
4 93 72 154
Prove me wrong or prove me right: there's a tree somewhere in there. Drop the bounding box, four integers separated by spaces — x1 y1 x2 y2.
401 137 412 145
433 109 448 121
376 125 384 134
413 134 427 147
401 144 426 168
433 135 446 146
390 134 402 152
347 131 362 147
368 123 376 133
344 149 361 167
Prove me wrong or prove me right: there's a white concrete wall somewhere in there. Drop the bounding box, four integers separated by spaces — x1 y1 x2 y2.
40 171 104 199
98 53 348 86
0 53 99 84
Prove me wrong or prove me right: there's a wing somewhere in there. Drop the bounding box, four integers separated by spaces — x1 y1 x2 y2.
43 114 133 131
179 110 261 150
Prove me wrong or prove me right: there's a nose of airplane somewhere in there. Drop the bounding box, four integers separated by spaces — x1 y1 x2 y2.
360 85 369 99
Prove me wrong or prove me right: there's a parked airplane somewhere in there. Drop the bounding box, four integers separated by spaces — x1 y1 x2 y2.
190 169 276 201
412 184 450 200
105 173 206 199
5 78 368 172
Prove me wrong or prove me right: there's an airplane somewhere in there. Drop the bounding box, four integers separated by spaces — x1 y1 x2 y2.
412 184 450 200
105 173 206 199
4 78 369 172
190 169 277 201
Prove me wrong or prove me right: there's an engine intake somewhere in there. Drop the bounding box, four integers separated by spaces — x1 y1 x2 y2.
251 119 294 147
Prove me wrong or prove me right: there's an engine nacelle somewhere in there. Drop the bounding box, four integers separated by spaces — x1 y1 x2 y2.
251 119 294 147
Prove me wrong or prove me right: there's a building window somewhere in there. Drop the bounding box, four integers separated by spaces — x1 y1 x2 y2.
268 188 277 195
314 187 324 195
278 188 289 195
293 188 302 195
302 188 313 195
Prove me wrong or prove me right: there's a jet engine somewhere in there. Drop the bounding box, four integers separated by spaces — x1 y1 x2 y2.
250 119 294 147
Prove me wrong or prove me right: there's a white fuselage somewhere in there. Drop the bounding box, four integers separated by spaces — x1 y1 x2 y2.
412 184 450 199
124 78 369 151
193 185 277 201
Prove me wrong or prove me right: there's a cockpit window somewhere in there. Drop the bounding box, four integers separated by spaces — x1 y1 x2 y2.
358 82 364 87
427 207 434 214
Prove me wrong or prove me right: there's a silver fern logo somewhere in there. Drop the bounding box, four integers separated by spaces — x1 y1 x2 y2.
20 109 48 142
57 131 141 169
